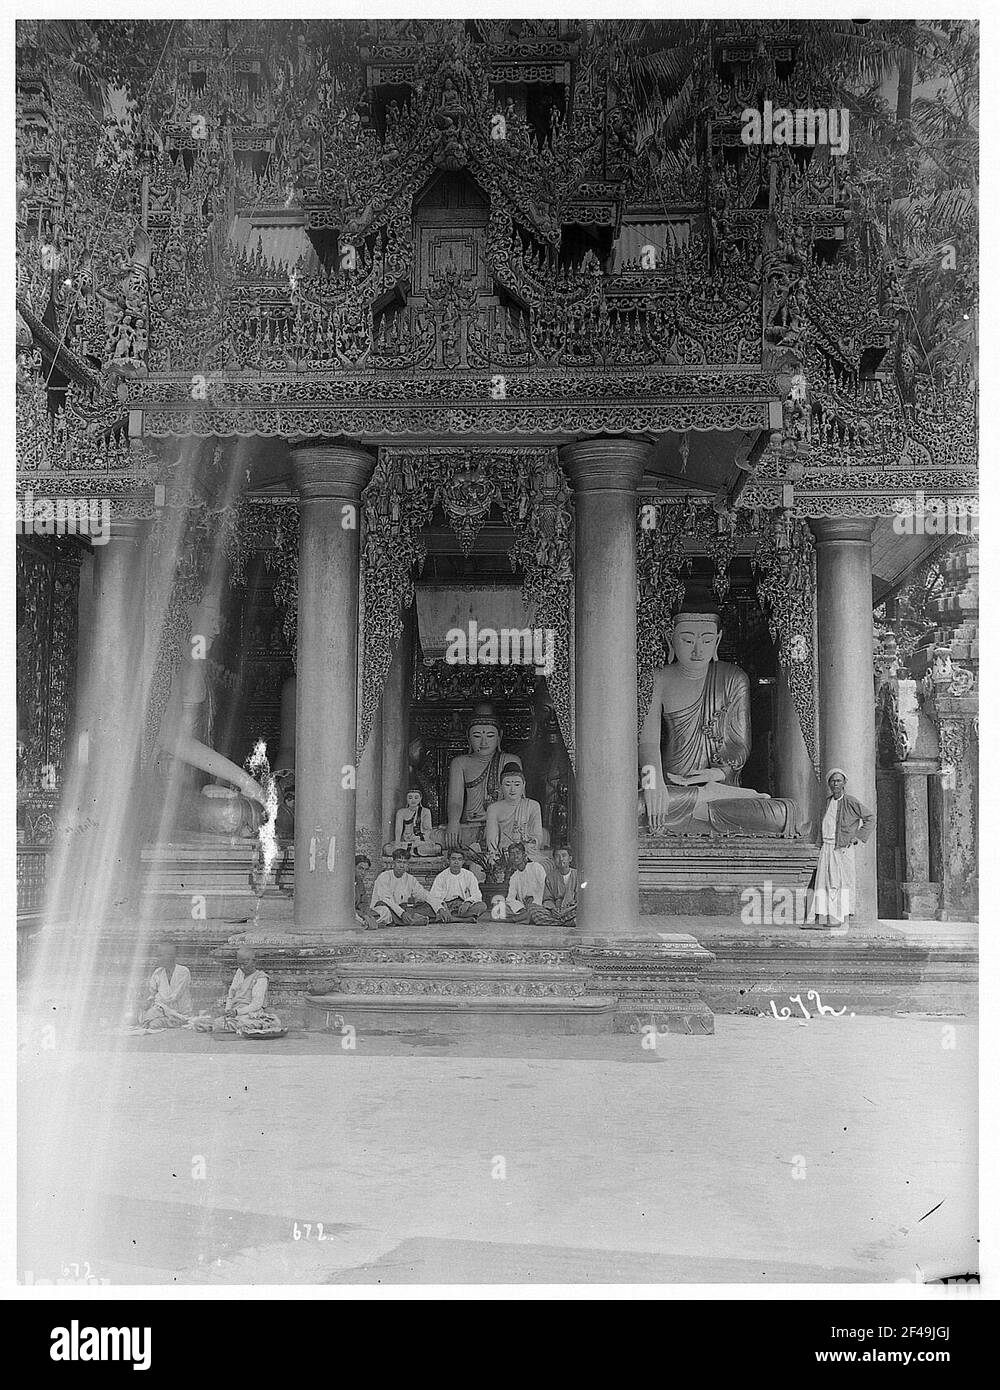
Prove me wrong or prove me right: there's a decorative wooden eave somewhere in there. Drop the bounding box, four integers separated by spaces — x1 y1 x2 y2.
15 295 102 392
124 364 781 441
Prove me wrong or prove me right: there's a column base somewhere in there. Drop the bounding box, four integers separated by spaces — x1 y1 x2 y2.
901 881 943 920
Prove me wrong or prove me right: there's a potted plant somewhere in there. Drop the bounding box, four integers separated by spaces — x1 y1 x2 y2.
463 845 516 911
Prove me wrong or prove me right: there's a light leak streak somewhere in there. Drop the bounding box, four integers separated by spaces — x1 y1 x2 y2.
245 739 279 899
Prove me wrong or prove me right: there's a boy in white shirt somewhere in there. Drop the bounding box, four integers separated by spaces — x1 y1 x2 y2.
430 849 487 922
503 842 555 924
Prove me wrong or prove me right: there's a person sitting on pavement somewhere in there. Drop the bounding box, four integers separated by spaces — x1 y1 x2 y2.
212 947 282 1033
137 941 192 1030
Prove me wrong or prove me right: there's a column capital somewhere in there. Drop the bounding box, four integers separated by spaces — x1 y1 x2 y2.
559 436 651 493
291 440 376 500
809 517 875 544
894 757 940 776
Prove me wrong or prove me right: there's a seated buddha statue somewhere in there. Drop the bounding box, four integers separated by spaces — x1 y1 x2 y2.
484 763 544 860
441 703 523 851
638 604 797 838
384 787 442 857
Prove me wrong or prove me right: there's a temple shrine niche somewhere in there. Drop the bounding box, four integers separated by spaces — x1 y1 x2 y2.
15 19 978 1034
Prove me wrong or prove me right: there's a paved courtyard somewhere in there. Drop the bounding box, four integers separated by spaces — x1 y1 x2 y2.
18 1013 977 1287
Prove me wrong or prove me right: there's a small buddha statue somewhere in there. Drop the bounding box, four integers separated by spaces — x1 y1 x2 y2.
638 603 797 837
441 702 523 851
384 787 442 858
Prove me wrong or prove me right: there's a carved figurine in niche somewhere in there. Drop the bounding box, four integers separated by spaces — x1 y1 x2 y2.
155 584 266 835
441 702 523 851
384 787 442 857
638 604 798 838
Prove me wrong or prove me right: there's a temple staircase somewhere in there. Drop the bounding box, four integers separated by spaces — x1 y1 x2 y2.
141 837 293 923
303 941 617 1035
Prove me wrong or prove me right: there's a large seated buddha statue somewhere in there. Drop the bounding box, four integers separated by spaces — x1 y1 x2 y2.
441 702 524 851
638 605 797 838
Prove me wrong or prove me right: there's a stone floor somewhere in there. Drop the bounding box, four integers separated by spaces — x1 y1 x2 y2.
18 1012 978 1286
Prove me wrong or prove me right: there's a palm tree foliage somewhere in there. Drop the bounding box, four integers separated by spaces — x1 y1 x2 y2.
602 18 977 376
21 17 976 377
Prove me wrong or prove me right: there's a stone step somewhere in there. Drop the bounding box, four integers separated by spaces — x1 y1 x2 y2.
142 837 263 863
140 892 293 922
330 960 593 999
142 839 820 904
334 944 577 965
304 991 617 1035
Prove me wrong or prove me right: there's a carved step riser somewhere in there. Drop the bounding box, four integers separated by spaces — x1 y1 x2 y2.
304 997 617 1036
336 979 590 999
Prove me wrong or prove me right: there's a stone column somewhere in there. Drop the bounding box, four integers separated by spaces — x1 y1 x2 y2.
895 758 939 918
561 438 649 933
57 516 148 919
380 603 413 847
811 518 878 921
292 443 375 931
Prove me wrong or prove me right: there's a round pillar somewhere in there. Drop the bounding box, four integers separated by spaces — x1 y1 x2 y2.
561 438 650 933
57 516 148 920
292 443 375 931
811 518 878 921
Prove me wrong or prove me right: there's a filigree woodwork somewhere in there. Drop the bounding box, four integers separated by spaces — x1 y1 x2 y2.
360 447 574 765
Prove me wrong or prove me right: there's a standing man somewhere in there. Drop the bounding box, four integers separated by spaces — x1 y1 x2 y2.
805 768 874 928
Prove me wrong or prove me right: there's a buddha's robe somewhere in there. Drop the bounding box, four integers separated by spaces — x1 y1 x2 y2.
652 662 795 837
385 805 439 854
460 749 505 828
486 796 544 857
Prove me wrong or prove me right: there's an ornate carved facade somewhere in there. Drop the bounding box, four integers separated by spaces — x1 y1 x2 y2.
16 20 978 925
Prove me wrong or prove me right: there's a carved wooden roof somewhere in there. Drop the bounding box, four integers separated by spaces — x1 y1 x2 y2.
15 18 977 518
